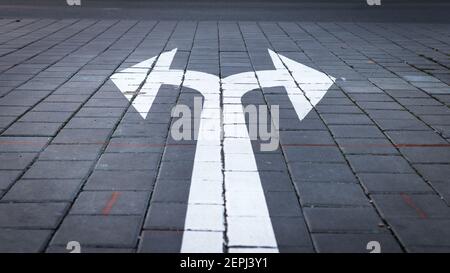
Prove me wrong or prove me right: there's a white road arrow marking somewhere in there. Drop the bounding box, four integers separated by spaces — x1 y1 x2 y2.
110 49 334 253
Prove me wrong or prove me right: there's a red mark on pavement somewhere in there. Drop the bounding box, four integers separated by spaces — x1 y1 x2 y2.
102 191 121 215
401 193 428 219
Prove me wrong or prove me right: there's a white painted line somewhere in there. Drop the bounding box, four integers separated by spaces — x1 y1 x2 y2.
110 48 335 253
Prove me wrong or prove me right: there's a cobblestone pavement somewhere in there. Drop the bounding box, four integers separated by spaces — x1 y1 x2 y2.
0 17 449 253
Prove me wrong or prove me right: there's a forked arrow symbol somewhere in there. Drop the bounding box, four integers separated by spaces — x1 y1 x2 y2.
110 48 335 253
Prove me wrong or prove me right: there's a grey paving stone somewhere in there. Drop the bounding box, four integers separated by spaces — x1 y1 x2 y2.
138 230 182 253
113 123 169 138
0 116 15 129
0 170 21 191
372 194 450 219
161 145 196 161
280 131 334 145
389 218 450 250
347 155 414 173
3 122 63 136
144 202 187 230
152 179 190 203
375 118 430 131
400 147 450 163
46 246 135 253
303 207 385 233
414 164 450 182
106 137 165 153
421 115 450 126
0 229 52 253
297 182 369 207
386 131 447 145
0 152 36 170
358 102 404 111
84 170 156 191
277 245 315 253
358 173 433 194
336 138 398 155
76 107 125 118
254 153 287 171
18 111 72 123
52 128 111 144
313 233 403 253
271 217 312 247
158 161 194 180
70 191 149 215
283 146 345 163
39 144 102 160
328 125 385 138
0 136 49 152
0 203 68 229
3 179 82 202
32 102 81 112
266 191 302 217
96 153 160 171
258 171 295 192
50 215 142 248
0 106 29 116
65 117 119 129
322 114 373 125
290 162 357 183
23 161 92 179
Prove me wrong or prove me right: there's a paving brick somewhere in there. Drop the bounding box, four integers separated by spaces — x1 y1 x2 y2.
347 155 414 173
84 170 156 191
289 162 357 183
52 129 111 144
297 182 369 207
0 152 36 170
328 125 384 138
19 111 72 123
389 218 450 250
283 146 345 162
23 161 92 179
70 191 149 215
152 179 190 203
400 147 450 163
113 123 169 137
0 136 49 152
258 171 295 192
106 137 165 153
386 131 447 145
39 144 102 160
322 114 373 125
138 230 182 253
372 194 450 219
50 215 142 248
336 138 398 155
0 229 52 253
96 153 160 171
271 216 312 247
144 202 187 230
313 233 403 253
280 131 334 145
414 164 450 182
0 203 68 229
375 118 430 131
265 191 302 217
3 122 63 136
358 173 433 193
158 161 194 180
304 207 385 233
46 246 134 253
3 179 82 202
0 170 21 191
